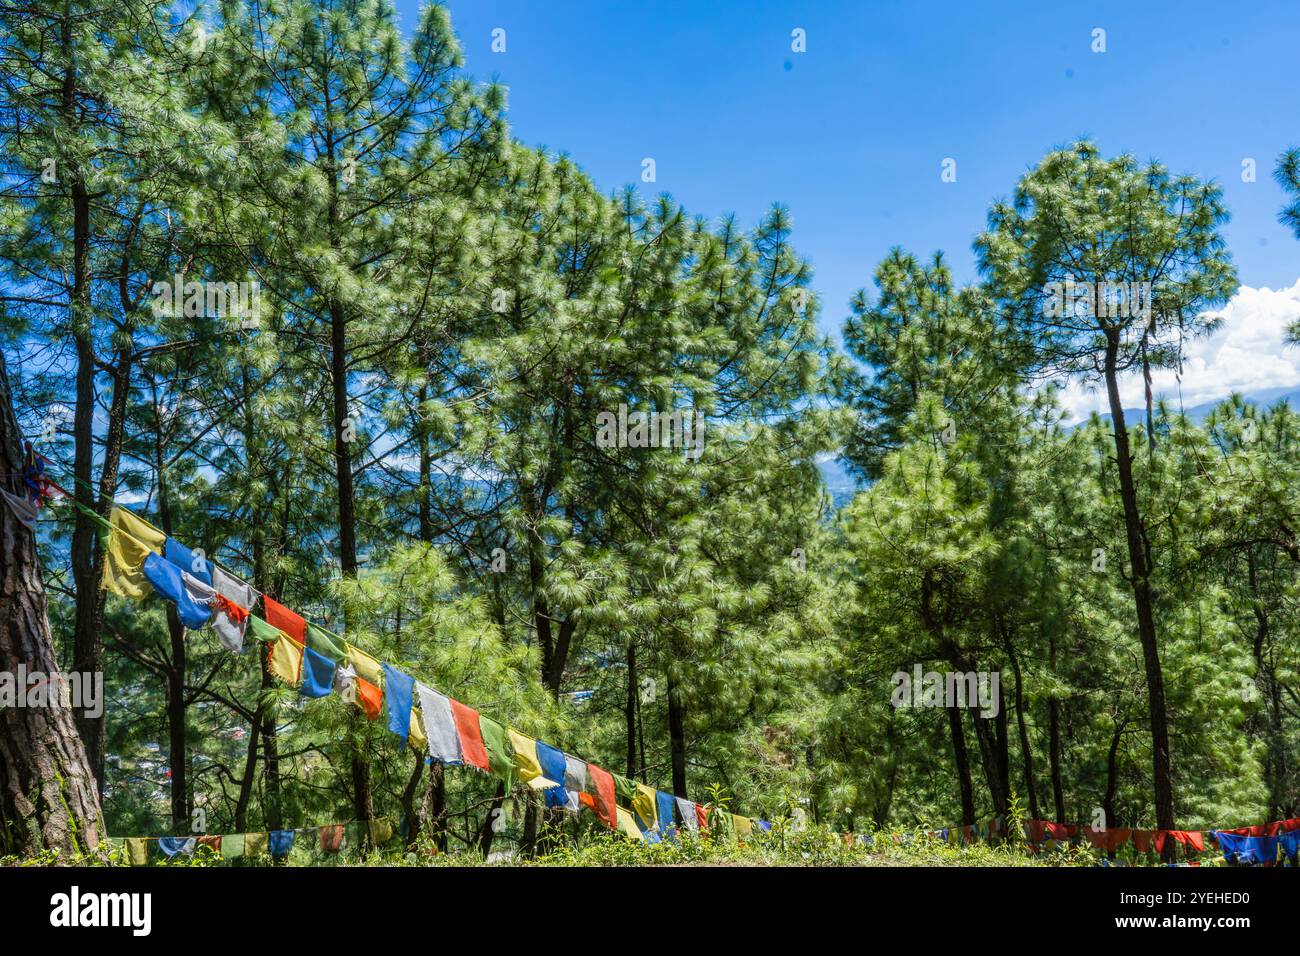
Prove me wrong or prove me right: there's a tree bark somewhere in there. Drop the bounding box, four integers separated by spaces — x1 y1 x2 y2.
946 703 976 826
625 639 637 778
64 17 103 790
667 672 688 798
0 351 105 856
1007 644 1039 820
1047 627 1066 823
1104 335 1176 850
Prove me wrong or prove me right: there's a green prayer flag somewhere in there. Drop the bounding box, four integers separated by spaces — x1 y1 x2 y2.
612 772 637 807
478 715 516 791
306 622 346 663
248 615 283 644
222 833 245 858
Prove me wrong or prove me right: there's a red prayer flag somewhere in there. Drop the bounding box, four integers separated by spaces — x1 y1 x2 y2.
264 596 306 643
451 699 490 770
585 762 617 830
320 824 344 853
355 677 383 721
1133 830 1154 853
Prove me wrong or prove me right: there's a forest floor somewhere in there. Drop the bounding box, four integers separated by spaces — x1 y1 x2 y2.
5 829 1173 867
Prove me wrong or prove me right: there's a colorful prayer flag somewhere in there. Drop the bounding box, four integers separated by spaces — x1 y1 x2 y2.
267 631 303 686
535 741 569 809
300 645 336 698
416 683 462 765
263 596 306 644
141 552 214 628
507 729 560 790
478 715 515 790
102 507 165 598
164 537 211 586
320 825 345 853
585 763 617 829
562 754 588 813
125 837 149 866
632 783 658 832
269 830 295 858
382 663 415 743
616 806 645 842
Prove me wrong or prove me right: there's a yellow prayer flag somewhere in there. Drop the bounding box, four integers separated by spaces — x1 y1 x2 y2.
243 832 268 857
633 783 658 830
508 728 559 789
101 507 165 598
409 702 427 752
368 818 394 844
616 806 645 842
125 837 149 866
345 643 383 685
732 814 753 839
267 632 303 687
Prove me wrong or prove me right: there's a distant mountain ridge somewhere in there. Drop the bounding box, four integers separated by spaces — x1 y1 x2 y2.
816 386 1300 512
1074 385 1300 429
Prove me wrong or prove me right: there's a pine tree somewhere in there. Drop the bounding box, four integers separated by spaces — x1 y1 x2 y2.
975 141 1238 841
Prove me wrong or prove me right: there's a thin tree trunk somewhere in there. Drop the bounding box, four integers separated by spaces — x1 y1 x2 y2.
1104 335 1176 851
151 394 190 832
328 302 372 826
0 351 105 856
1102 717 1125 832
625 639 637 778
1047 627 1066 823
428 762 447 852
477 781 507 857
400 752 425 847
946 704 976 826
667 672 688 798
65 19 103 788
1007 644 1039 819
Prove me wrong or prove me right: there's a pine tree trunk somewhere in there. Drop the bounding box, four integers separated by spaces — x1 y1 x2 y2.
625 640 637 778
428 762 447 852
329 301 373 826
1047 628 1066 823
1008 646 1039 819
667 673 688 798
1104 336 1176 850
946 704 976 826
0 351 104 856
59 17 107 796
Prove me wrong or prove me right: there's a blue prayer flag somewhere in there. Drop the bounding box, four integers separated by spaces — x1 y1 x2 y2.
269 829 295 858
300 646 336 698
535 740 569 809
164 536 211 586
382 663 415 744
142 553 213 629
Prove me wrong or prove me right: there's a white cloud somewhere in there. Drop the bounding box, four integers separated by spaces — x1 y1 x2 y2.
1057 279 1300 421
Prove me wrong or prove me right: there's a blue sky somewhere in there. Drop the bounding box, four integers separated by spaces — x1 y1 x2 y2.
398 0 1300 416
